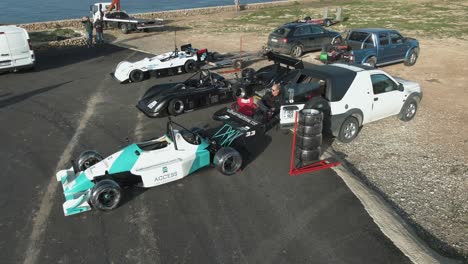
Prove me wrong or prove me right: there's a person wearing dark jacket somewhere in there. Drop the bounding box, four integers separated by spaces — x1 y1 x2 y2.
94 18 104 45
259 83 282 116
82 16 93 48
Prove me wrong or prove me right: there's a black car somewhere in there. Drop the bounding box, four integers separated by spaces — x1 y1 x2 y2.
267 22 340 57
137 70 235 117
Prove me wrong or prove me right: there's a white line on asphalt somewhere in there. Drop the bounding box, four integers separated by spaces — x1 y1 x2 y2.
327 150 461 264
23 51 137 264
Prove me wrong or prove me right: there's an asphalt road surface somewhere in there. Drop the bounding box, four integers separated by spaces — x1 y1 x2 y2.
0 45 412 264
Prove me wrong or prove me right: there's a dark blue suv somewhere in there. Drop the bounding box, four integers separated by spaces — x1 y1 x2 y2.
267 22 340 57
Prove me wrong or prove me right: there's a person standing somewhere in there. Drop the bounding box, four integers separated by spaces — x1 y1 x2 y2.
95 17 104 45
82 16 93 48
234 0 240 12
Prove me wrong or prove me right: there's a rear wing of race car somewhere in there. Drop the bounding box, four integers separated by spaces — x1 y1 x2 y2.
211 107 264 147
266 51 304 69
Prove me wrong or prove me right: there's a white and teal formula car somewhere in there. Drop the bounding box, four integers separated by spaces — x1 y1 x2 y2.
56 120 252 216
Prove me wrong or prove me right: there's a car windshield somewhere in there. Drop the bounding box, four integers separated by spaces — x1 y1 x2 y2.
272 27 290 37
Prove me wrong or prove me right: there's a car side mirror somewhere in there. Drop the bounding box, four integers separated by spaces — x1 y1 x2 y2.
398 83 404 91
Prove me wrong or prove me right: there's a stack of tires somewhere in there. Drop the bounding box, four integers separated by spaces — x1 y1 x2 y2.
295 109 323 166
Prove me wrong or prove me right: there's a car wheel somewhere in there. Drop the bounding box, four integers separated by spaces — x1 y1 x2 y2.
168 99 185 116
213 147 242 175
295 146 321 162
120 23 129 34
404 49 418 66
296 134 323 149
90 179 122 211
129 69 145 82
291 44 303 58
184 59 197 73
77 150 103 171
325 19 332 27
233 59 243 69
365 57 377 68
399 97 419 121
338 116 360 143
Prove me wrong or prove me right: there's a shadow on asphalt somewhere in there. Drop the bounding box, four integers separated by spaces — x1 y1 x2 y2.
33 44 127 72
0 80 73 109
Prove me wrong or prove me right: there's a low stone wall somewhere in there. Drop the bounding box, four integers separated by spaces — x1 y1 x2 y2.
19 1 292 32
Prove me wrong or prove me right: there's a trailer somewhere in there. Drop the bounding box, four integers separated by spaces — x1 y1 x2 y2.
206 51 265 70
91 3 163 34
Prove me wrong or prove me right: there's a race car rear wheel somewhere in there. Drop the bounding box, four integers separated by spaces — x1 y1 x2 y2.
184 59 197 73
77 150 103 171
295 146 322 163
296 134 322 150
168 99 185 116
90 179 122 211
214 147 242 176
129 69 145 82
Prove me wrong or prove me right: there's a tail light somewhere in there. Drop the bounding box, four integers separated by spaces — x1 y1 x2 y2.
280 38 288 43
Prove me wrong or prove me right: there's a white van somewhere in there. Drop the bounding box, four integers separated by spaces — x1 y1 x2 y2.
0 26 35 72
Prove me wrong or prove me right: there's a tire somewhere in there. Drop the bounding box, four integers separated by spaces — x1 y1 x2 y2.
77 150 103 171
168 98 185 116
399 97 419 121
296 134 322 150
295 146 321 162
291 44 303 58
129 69 145 82
120 23 129 34
404 49 418 66
325 19 332 27
213 147 242 175
233 59 243 69
299 108 324 126
184 59 197 73
338 116 360 143
297 123 322 137
90 179 122 212
365 57 377 68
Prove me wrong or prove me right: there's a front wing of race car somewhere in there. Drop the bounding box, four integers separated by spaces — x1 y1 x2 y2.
56 168 94 216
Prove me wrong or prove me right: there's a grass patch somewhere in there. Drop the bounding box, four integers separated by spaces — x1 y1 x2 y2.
205 0 468 39
29 29 81 42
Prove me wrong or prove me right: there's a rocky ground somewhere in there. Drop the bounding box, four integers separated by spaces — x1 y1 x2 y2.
29 0 467 261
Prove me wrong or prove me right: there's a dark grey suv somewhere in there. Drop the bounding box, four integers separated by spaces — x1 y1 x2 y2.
267 22 340 57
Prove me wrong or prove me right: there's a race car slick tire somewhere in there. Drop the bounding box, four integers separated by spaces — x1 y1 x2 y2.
129 69 145 82
298 108 323 126
297 123 322 137
120 23 129 34
90 179 122 211
304 97 330 134
338 116 360 143
77 150 103 171
399 97 419 121
295 147 322 163
184 59 197 73
168 99 185 116
296 134 323 150
214 147 242 176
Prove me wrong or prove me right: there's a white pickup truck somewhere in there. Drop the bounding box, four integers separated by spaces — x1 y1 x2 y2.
90 3 163 34
275 62 422 142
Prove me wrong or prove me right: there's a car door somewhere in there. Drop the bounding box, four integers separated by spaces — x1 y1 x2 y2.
376 32 391 64
5 31 30 67
309 25 329 49
389 32 407 61
292 25 312 50
0 33 12 69
369 74 404 121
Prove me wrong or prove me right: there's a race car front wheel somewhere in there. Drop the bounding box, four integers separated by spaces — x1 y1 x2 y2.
168 99 185 116
214 147 242 176
90 179 122 212
77 150 103 171
129 69 145 82
184 60 197 73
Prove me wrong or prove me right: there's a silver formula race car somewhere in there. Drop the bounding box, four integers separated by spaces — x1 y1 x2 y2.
56 120 250 216
113 44 208 83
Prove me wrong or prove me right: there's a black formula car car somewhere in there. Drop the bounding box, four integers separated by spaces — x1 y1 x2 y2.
137 70 235 117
